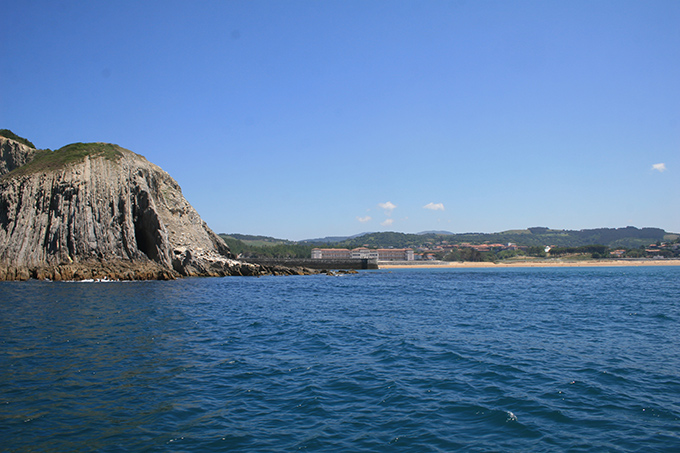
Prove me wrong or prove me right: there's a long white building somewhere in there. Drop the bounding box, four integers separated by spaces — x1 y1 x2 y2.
312 247 414 261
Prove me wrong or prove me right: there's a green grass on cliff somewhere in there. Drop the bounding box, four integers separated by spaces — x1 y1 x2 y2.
5 142 124 177
0 129 36 149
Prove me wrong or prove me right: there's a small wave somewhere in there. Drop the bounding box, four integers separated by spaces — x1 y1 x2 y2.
650 313 674 321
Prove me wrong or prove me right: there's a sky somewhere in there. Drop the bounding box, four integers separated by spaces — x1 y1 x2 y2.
2 0 679 240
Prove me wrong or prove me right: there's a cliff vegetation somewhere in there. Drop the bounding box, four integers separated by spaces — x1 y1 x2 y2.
3 142 124 178
0 129 35 149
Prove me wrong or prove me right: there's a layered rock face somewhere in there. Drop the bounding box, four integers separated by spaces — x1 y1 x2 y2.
0 137 309 280
0 137 37 175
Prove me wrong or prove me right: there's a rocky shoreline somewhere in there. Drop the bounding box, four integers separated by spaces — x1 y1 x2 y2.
0 258 328 282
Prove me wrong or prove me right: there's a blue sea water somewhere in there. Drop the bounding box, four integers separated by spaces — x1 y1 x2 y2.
1 266 679 452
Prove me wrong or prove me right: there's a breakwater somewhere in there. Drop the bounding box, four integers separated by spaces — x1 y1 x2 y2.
243 258 378 270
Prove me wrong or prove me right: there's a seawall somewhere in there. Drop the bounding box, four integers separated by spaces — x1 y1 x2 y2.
243 258 378 270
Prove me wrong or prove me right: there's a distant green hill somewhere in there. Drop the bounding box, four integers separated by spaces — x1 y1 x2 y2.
218 234 313 258
311 227 676 249
220 227 677 259
225 233 294 247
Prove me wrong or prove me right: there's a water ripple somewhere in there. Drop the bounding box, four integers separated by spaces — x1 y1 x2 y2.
1 267 679 451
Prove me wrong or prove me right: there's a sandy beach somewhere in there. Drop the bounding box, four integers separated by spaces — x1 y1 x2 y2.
379 259 680 269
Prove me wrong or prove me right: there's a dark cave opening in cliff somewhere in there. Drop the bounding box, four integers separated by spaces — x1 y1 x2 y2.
135 220 159 262
132 189 162 262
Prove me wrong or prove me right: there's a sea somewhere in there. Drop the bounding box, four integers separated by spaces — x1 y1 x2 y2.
1 266 679 452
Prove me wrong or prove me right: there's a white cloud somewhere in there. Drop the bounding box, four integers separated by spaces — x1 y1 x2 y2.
381 218 394 227
357 216 372 223
652 163 666 172
424 202 445 211
378 201 397 213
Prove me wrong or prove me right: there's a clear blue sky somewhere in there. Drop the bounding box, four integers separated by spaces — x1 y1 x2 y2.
2 0 678 240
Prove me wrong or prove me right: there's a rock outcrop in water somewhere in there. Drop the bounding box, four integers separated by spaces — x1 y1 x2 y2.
0 134 313 280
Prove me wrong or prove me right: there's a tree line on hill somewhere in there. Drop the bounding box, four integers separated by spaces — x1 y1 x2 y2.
330 227 672 250
219 227 678 261
219 234 313 259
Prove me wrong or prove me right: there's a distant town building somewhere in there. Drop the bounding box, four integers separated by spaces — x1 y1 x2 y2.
349 247 379 260
414 253 437 260
311 248 351 259
312 247 414 261
374 248 414 261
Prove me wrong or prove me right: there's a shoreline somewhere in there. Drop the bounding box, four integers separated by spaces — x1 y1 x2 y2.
379 259 680 269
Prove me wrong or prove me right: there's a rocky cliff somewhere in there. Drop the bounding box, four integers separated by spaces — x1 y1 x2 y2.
0 136 37 175
0 135 310 280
